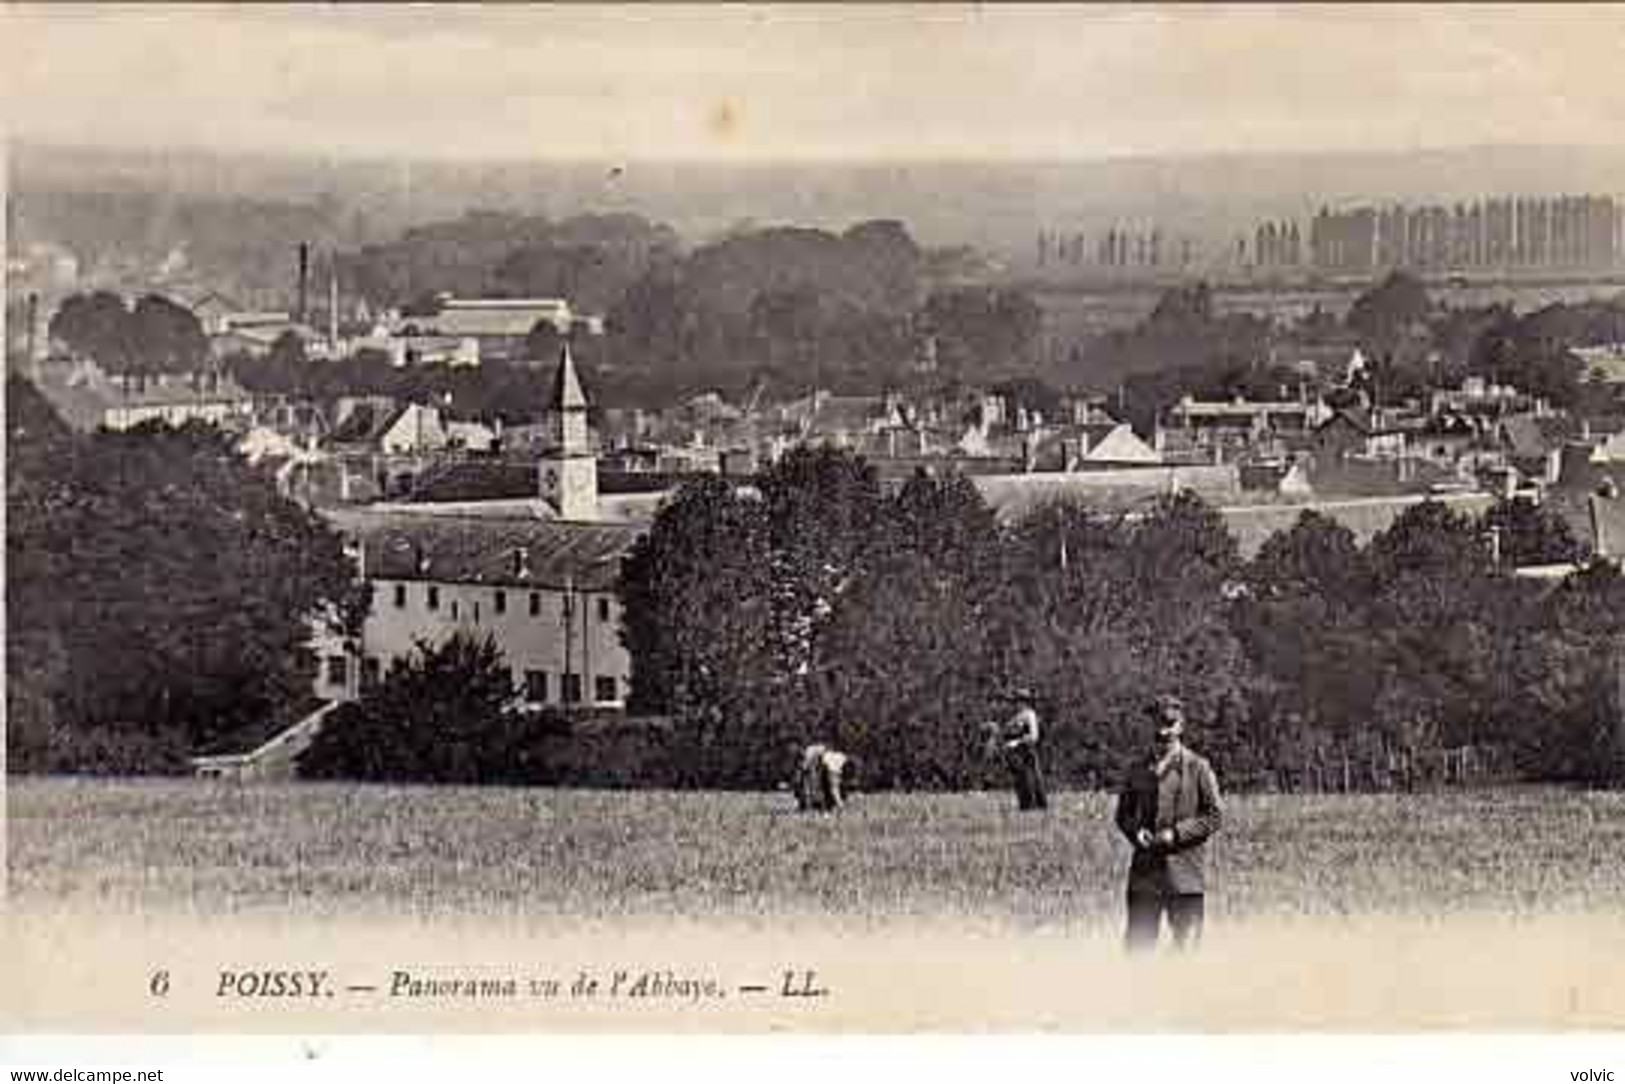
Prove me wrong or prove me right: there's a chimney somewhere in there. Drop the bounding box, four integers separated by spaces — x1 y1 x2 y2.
297 242 310 325
329 264 340 353
25 292 40 379
512 546 532 579
345 537 366 580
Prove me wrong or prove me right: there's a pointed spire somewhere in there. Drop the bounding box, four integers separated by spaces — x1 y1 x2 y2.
550 341 587 412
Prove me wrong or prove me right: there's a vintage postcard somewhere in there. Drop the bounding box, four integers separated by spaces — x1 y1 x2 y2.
5 3 1625 1047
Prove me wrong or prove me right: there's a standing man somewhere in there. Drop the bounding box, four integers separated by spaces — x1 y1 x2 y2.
999 687 1048 811
1113 694 1223 951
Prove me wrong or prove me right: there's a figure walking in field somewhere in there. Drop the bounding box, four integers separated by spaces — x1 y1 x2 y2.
1113 694 1223 952
994 687 1048 811
795 742 851 812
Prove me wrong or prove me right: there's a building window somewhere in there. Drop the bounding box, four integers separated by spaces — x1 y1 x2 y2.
594 676 618 703
494 589 507 615
597 597 611 622
524 670 548 704
451 600 461 620
529 591 541 617
325 655 348 688
426 585 440 611
393 583 407 609
562 674 583 705
361 656 381 690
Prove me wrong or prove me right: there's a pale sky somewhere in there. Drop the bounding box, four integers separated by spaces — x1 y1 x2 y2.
6 4 1625 162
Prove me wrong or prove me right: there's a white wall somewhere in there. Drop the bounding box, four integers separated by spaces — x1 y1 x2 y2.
361 577 629 707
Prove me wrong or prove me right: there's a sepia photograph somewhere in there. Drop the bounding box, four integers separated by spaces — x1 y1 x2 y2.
5 2 1625 1046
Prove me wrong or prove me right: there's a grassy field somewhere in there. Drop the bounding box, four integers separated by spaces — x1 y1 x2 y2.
11 778 1625 1031
9 777 1625 924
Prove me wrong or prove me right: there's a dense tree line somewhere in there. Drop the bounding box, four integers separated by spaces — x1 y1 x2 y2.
1078 273 1625 432
335 212 1042 408
337 210 682 315
44 215 1046 416
6 380 366 773
621 447 1625 792
49 291 210 380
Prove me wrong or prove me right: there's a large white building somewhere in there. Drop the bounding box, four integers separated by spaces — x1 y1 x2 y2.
321 510 640 709
318 346 637 709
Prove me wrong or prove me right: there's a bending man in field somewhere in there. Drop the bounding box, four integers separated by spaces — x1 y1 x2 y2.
1113 695 1223 952
795 742 851 813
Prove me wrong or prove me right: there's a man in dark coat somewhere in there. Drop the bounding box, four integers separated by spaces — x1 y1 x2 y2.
995 687 1048 811
1113 694 1223 951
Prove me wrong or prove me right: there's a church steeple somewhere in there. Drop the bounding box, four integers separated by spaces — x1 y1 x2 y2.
549 340 590 454
539 342 598 521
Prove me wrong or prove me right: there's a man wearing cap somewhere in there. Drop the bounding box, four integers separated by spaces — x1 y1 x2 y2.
997 688 1048 811
1113 694 1223 951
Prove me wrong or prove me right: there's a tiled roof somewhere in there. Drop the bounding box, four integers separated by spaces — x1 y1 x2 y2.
1500 415 1576 458
426 299 571 338
1219 492 1496 559
973 465 1241 522
1548 486 1625 560
1317 408 1373 435
328 402 414 445
322 508 643 592
409 461 537 502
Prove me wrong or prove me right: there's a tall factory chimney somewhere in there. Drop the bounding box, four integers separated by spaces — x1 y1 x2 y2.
297 242 310 325
329 265 340 353
25 292 40 377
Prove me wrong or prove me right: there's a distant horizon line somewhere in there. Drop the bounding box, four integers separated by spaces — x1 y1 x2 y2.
14 137 1625 172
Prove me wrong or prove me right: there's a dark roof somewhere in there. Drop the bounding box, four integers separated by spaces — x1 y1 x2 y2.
1317 408 1372 436
328 403 383 444
409 460 537 503
323 509 643 592
328 402 412 446
1548 486 1625 560
1499 415 1569 459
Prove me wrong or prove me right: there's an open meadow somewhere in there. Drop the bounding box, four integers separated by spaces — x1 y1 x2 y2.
9 777 1625 922
9 778 1625 1031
